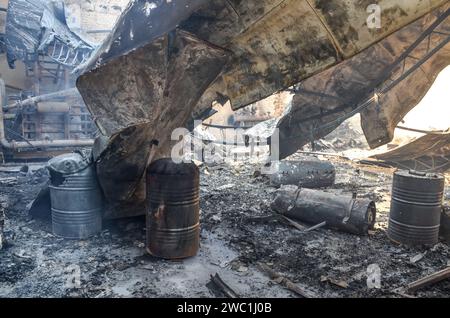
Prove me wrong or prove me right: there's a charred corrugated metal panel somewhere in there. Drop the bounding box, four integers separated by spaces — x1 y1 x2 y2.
5 0 93 68
79 0 448 121
360 7 450 147
5 0 44 65
372 132 450 172
277 4 450 159
75 0 448 219
195 0 339 113
80 0 209 73
79 29 229 219
193 0 447 113
78 29 229 137
309 0 445 57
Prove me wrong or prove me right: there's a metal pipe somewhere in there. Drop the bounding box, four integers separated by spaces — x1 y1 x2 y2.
6 139 95 150
3 114 15 120
3 88 80 110
396 126 449 135
36 102 70 113
0 80 94 150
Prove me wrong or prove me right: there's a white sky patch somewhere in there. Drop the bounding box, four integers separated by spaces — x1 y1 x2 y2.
398 65 450 132
143 2 157 16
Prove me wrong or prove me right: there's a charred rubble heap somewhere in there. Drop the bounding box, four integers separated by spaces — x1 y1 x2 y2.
0 0 450 298
0 152 449 298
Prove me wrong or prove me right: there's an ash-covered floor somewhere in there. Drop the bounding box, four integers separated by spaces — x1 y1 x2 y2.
0 153 449 298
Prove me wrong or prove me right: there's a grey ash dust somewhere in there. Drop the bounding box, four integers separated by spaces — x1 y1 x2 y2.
0 155 449 298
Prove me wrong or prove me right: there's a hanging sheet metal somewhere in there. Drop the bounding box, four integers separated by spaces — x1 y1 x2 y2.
4 0 93 68
372 132 450 173
277 4 450 159
75 0 448 219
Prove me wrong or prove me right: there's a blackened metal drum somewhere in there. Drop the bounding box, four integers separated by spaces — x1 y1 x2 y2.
146 159 200 259
388 170 444 246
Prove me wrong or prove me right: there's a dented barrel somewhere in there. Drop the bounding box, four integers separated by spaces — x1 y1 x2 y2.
146 159 200 259
388 170 444 246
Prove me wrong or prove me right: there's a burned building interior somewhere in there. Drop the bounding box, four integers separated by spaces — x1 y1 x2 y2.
0 0 449 299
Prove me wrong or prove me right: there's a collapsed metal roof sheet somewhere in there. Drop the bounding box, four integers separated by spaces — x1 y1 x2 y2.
4 0 93 68
78 0 448 138
372 131 450 172
277 4 450 158
75 0 449 219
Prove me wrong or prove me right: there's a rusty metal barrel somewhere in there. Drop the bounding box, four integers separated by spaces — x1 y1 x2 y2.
388 170 445 246
146 159 200 259
48 152 103 239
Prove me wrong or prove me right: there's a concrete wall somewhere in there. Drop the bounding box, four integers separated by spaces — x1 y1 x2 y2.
0 55 31 91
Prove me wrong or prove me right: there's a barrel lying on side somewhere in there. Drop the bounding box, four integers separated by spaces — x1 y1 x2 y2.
269 160 336 188
271 186 376 236
388 170 444 246
146 159 200 259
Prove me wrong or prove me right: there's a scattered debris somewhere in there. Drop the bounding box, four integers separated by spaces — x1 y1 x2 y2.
280 215 307 232
391 288 418 299
304 222 328 233
258 263 316 298
0 156 449 298
207 274 240 298
320 276 349 289
0 177 18 187
216 184 235 191
410 253 426 264
12 250 33 263
406 267 450 294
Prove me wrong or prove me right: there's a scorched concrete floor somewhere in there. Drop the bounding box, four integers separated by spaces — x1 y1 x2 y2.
0 155 449 298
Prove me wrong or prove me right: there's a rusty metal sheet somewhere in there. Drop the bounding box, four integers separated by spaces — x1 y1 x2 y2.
78 29 229 137
79 29 228 219
193 0 447 113
76 0 448 219
277 4 450 159
308 0 446 58
79 0 448 122
80 0 209 71
372 132 450 172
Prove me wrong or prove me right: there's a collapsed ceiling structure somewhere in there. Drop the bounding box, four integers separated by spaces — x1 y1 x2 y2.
0 0 129 160
75 0 450 218
4 0 94 68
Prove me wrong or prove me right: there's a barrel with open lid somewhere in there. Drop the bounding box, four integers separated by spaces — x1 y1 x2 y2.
388 170 445 246
146 158 200 259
